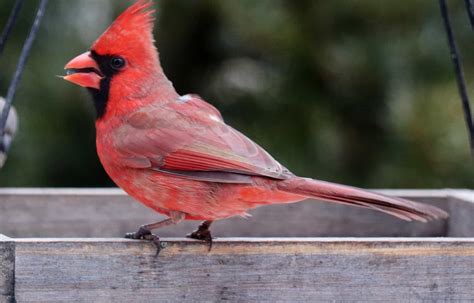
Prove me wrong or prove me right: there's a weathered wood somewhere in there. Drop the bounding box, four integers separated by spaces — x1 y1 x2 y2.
447 191 474 237
13 238 474 302
0 188 456 238
0 235 14 303
1 189 472 301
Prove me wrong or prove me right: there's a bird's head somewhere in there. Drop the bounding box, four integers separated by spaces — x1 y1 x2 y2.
63 0 169 119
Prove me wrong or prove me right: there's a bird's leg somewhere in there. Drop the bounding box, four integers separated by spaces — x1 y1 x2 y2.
186 220 214 251
125 211 185 256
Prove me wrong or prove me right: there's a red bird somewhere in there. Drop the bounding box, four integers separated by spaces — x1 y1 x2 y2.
63 1 447 250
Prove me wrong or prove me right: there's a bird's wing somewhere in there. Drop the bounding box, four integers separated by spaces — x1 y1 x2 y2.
113 95 293 183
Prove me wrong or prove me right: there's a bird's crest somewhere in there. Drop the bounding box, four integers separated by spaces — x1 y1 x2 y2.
92 0 156 56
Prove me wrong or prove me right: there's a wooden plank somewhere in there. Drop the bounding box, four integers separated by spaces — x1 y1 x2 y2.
0 188 451 238
447 191 474 237
14 238 474 302
0 235 14 303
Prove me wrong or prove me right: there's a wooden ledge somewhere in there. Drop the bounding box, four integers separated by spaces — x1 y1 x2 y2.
4 236 474 302
0 189 473 301
12 237 474 256
11 237 474 261
2 188 473 238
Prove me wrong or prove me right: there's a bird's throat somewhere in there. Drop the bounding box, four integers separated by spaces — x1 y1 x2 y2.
86 51 119 121
88 78 111 121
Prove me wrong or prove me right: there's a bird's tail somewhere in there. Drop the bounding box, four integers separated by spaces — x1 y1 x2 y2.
277 177 448 222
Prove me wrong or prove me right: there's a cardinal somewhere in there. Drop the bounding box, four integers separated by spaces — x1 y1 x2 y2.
63 1 447 252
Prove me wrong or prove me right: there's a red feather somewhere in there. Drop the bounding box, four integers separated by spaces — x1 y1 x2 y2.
113 95 291 180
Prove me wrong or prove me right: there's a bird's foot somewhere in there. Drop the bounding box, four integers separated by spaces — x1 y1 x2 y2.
125 226 163 256
186 226 213 251
124 226 151 240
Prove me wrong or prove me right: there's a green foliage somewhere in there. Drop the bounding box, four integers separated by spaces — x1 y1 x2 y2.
0 0 472 188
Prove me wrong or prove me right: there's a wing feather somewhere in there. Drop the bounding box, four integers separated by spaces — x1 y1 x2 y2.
114 95 293 182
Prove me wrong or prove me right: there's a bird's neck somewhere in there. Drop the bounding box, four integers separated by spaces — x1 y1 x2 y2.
92 66 179 122
148 67 180 102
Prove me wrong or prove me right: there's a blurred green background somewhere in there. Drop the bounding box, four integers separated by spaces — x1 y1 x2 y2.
0 0 472 188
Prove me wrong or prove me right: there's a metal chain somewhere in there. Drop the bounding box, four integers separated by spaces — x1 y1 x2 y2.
439 0 474 154
0 0 24 55
0 0 48 140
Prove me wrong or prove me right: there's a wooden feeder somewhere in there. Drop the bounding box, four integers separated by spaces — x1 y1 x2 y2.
0 188 473 302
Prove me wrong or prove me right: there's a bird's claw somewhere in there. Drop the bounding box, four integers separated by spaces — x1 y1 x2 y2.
124 226 152 239
186 229 213 252
125 227 163 256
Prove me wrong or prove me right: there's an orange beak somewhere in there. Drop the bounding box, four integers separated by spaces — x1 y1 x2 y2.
63 51 103 90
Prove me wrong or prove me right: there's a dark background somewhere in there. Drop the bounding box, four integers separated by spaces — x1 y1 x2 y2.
0 0 472 188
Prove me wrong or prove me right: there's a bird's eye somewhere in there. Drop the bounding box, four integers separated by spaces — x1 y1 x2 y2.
110 56 126 70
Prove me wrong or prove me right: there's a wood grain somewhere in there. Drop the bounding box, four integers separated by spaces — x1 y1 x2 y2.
13 238 474 302
0 235 14 303
0 188 455 238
